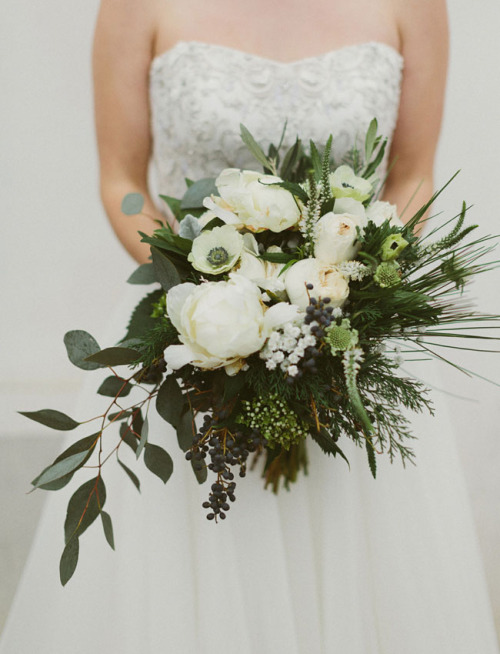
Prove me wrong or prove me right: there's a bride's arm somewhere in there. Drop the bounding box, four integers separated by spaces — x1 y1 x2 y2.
383 0 449 225
92 0 174 264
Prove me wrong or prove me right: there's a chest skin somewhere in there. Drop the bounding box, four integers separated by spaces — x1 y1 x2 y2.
153 0 400 63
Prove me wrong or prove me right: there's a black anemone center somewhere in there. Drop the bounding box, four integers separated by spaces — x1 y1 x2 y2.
342 182 355 189
207 246 229 266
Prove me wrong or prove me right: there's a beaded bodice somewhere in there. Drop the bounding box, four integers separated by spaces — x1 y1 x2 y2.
149 40 403 198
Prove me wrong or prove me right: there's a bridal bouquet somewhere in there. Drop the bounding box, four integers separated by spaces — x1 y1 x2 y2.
23 121 500 583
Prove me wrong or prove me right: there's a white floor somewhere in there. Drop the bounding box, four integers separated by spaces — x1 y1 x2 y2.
0 436 63 635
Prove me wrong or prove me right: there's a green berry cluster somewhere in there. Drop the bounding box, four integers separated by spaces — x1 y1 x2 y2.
238 394 308 450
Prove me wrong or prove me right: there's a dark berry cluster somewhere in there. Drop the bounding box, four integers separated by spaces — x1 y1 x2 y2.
186 416 265 521
138 358 167 385
288 284 334 380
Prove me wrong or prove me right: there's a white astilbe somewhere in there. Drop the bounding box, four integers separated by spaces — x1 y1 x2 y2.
338 260 373 281
260 319 319 377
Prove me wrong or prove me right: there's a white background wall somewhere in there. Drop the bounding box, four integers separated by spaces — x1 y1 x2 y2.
1 0 499 637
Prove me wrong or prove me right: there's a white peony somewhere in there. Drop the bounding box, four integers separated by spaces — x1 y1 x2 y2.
329 165 372 203
333 197 367 221
236 234 286 297
284 258 350 310
164 273 301 375
187 225 244 275
314 212 366 265
203 168 301 233
366 201 404 228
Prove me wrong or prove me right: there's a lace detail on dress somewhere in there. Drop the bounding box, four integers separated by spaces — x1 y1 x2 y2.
149 41 403 199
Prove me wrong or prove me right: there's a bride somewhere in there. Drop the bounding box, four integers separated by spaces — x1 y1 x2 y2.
1 0 498 652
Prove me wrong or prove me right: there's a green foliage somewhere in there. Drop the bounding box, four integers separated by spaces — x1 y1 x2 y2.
60 536 79 586
100 511 115 550
85 347 140 367
64 330 102 371
127 263 156 285
97 376 132 398
117 458 141 492
20 409 80 431
144 443 174 484
180 177 218 210
64 476 107 545
121 289 164 343
121 193 144 216
156 375 185 428
151 246 181 291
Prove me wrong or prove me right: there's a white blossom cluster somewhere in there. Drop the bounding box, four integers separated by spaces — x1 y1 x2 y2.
259 319 318 377
338 260 373 281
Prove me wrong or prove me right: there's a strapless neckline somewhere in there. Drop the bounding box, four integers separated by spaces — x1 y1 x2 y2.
150 39 403 72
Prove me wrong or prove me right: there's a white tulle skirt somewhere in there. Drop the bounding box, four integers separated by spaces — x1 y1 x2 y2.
1 289 498 654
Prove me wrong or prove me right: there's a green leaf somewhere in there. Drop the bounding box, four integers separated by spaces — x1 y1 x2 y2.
184 177 195 188
156 375 184 428
151 247 181 292
19 409 80 431
36 472 74 492
201 217 226 231
127 263 156 285
160 194 181 219
258 251 295 264
176 408 194 452
180 177 218 210
119 423 138 453
364 118 378 162
121 289 164 342
64 330 102 371
32 451 89 489
271 180 309 204
280 137 302 179
366 437 377 479
191 459 208 484
144 443 173 484
117 459 141 492
32 433 99 490
84 347 140 367
309 140 322 180
240 124 272 171
59 536 79 586
97 376 132 397
121 193 144 215
223 373 247 402
310 428 350 466
136 415 149 460
64 476 106 544
100 511 115 550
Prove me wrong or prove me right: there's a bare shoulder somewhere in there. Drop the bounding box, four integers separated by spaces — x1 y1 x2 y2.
392 0 448 54
93 0 162 61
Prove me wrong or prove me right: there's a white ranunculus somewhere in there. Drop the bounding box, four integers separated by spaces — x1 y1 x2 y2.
237 234 286 297
164 273 301 375
333 197 367 222
314 212 365 265
329 165 373 203
187 225 244 275
203 168 301 233
366 201 404 228
284 258 349 310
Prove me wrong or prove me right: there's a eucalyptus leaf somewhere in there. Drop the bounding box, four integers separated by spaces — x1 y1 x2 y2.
85 347 140 367
119 423 138 453
178 214 202 240
32 451 89 489
127 263 156 285
97 376 132 398
121 193 144 215
100 511 115 550
19 409 80 431
180 177 218 210
156 375 184 428
118 459 141 492
191 460 208 484
64 330 102 371
144 443 174 484
64 476 106 544
60 536 79 586
201 217 225 231
135 415 149 460
176 407 194 452
151 247 181 292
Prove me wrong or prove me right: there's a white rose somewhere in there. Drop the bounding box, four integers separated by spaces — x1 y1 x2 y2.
164 273 301 375
314 212 365 265
366 201 404 228
187 225 244 275
203 168 301 233
329 165 372 202
284 258 349 310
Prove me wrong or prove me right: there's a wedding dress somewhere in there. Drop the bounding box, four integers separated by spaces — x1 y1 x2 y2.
1 41 498 654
